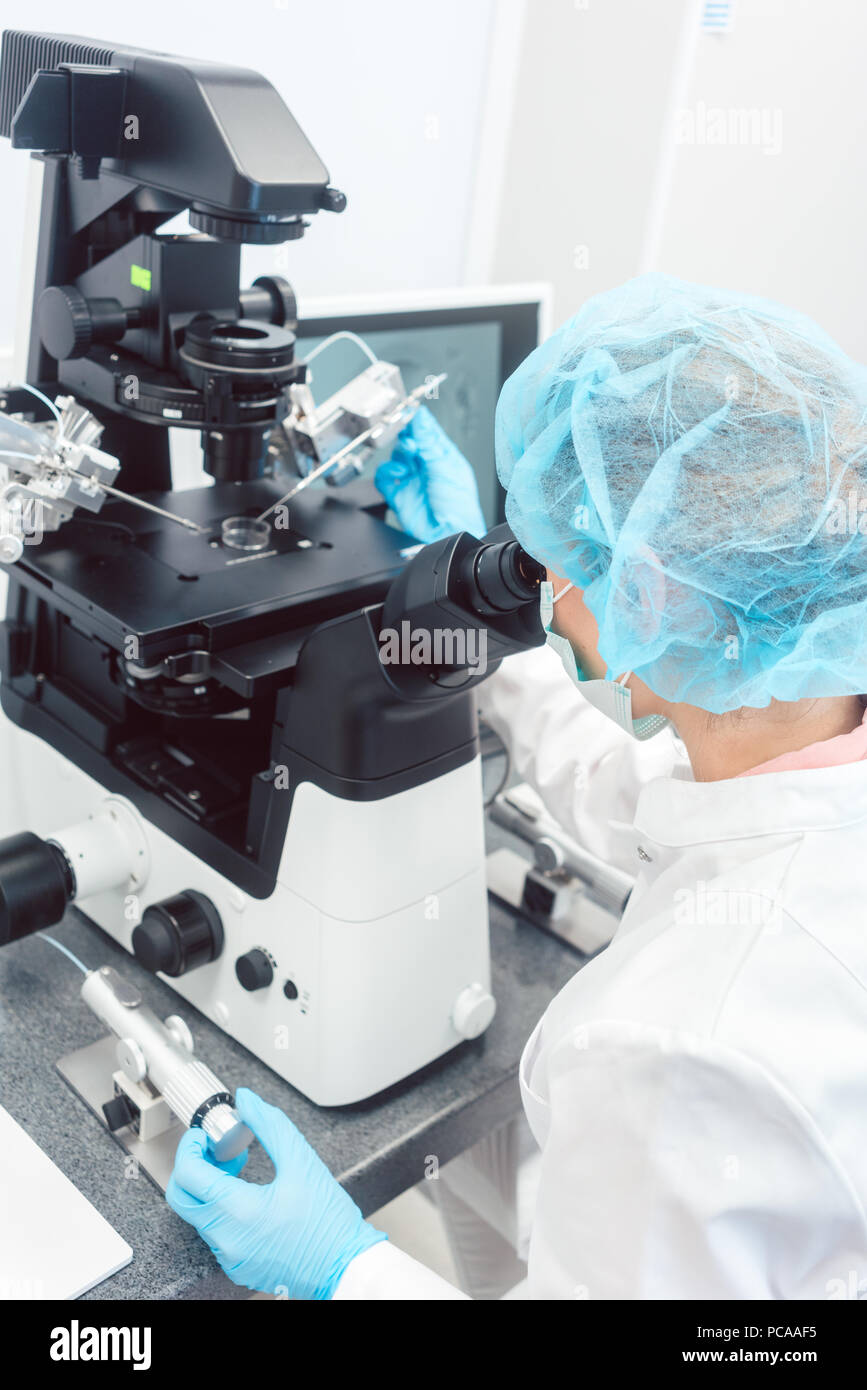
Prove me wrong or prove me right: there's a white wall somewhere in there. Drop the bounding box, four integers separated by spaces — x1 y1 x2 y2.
650 0 867 359
489 0 867 361
487 0 693 328
6 2 867 369
0 0 497 359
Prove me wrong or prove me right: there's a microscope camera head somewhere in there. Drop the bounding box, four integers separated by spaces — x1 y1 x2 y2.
0 30 347 485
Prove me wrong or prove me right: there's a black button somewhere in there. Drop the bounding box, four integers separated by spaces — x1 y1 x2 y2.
132 890 223 977
283 979 298 1001
102 1093 139 1133
235 948 274 992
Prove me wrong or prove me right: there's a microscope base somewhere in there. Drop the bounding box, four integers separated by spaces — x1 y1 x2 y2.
6 723 493 1105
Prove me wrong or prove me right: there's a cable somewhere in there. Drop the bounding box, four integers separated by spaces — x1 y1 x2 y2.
302 330 378 368
9 384 64 431
0 450 43 464
481 717 512 808
38 932 90 975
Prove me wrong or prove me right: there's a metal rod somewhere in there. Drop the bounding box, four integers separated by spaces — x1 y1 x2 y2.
256 423 381 521
2 410 209 535
254 374 448 525
61 468 210 535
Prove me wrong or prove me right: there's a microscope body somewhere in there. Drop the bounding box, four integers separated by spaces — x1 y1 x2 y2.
0 33 544 1105
5 726 489 1105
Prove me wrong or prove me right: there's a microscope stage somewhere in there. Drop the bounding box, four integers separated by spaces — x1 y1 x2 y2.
14 478 412 667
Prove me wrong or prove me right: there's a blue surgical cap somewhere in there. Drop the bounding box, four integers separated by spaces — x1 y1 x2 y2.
496 272 867 713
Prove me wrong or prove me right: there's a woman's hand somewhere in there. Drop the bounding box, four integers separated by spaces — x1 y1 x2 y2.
375 405 487 542
166 1087 386 1299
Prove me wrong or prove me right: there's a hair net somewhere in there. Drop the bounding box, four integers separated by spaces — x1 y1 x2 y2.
496 272 867 713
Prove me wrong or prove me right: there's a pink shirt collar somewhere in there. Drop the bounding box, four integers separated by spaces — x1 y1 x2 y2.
738 705 867 778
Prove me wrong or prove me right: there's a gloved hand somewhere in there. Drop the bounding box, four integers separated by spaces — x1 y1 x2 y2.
375 405 487 543
165 1087 386 1299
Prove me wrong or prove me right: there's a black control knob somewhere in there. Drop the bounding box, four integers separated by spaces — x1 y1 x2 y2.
235 948 274 992
38 284 142 361
132 890 223 977
0 832 74 946
102 1093 139 1133
239 275 298 329
189 205 305 244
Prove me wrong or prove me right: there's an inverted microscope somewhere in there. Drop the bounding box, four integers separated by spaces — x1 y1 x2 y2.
0 31 545 1145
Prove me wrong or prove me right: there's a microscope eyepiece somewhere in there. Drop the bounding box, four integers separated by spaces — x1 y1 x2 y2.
379 527 547 698
464 540 546 616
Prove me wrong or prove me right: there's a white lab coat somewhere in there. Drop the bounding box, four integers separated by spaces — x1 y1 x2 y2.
335 646 867 1300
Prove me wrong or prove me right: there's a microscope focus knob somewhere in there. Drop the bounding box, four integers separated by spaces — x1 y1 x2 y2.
38 285 93 360
132 891 223 978
235 948 274 992
248 275 298 329
38 285 142 362
452 983 497 1041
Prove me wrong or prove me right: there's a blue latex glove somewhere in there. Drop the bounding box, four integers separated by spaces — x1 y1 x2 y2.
165 1087 386 1299
375 405 487 542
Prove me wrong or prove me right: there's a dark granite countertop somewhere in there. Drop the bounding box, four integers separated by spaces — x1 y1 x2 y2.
0 876 581 1299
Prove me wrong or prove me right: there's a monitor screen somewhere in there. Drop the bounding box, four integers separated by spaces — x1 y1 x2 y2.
295 296 546 527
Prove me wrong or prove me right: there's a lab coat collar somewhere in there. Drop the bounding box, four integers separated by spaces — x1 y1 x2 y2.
633 758 867 849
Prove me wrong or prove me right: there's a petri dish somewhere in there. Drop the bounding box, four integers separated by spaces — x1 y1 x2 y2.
220 516 272 552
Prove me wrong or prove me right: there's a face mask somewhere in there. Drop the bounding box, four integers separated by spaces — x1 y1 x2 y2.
540 581 669 741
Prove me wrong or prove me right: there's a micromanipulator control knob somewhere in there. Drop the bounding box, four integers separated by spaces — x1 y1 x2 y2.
452 983 497 1040
132 891 223 977
235 948 274 992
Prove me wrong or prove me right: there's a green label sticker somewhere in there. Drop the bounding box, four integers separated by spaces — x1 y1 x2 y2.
130 264 151 292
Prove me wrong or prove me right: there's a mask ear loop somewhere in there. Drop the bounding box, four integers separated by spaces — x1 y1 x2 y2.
551 585 631 690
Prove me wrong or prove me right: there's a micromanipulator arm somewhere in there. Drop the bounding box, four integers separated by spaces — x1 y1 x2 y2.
81 965 253 1163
